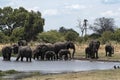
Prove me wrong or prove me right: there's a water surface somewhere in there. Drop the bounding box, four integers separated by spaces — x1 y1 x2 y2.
0 57 119 73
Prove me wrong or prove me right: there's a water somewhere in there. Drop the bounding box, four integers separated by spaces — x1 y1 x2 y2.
0 57 120 74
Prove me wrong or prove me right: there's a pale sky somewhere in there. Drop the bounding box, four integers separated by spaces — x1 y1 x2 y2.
0 0 120 34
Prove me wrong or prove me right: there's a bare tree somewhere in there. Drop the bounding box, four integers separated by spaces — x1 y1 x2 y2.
77 19 88 37
91 17 116 35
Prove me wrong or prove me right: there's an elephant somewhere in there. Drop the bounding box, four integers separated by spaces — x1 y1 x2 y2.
54 41 75 59
85 46 92 58
58 49 71 60
88 40 100 59
33 44 47 60
16 46 32 62
18 39 27 46
44 51 56 60
1 46 12 61
105 44 114 57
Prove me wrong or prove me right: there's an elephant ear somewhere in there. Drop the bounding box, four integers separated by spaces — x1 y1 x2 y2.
66 41 74 49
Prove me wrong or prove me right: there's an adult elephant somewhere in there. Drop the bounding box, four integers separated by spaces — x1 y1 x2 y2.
16 46 32 62
33 44 47 60
44 51 56 60
54 41 75 59
88 40 100 59
105 44 114 57
58 49 71 60
1 46 12 61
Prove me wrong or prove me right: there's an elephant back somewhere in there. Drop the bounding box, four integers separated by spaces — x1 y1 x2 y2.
18 46 32 56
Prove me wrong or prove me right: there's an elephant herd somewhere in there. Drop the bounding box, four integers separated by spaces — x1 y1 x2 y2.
1 39 115 62
85 40 114 59
1 40 75 62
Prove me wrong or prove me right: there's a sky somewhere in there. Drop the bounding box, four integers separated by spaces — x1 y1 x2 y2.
0 0 120 35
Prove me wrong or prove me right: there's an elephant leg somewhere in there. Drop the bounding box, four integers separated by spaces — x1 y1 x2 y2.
16 55 20 61
8 53 11 61
108 52 112 57
21 57 23 61
33 54 36 60
96 52 99 59
29 57 32 62
106 51 108 56
26 57 28 62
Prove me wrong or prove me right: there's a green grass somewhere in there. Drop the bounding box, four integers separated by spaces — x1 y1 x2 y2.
0 70 19 77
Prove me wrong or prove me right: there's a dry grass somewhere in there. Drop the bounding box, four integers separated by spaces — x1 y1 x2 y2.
22 69 120 80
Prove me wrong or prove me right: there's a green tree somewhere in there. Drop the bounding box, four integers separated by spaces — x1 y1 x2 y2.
24 11 44 41
65 30 79 41
112 29 120 42
10 27 24 42
37 30 64 43
0 32 10 43
100 31 113 44
0 6 44 42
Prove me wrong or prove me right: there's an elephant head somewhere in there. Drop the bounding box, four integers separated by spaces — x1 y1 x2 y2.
66 41 75 59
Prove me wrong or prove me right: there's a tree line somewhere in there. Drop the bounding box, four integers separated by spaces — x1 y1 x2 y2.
0 6 120 44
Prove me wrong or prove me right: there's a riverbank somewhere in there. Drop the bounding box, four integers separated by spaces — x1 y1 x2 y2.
22 69 120 80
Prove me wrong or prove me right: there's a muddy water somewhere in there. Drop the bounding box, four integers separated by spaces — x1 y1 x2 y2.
0 57 120 74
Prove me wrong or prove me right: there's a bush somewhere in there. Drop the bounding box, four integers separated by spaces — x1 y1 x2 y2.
37 30 64 43
65 31 79 41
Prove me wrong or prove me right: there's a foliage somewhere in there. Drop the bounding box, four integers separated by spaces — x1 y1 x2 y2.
0 32 10 43
112 29 120 42
37 30 64 43
0 6 44 42
100 31 113 44
91 17 116 35
65 30 79 41
10 27 24 42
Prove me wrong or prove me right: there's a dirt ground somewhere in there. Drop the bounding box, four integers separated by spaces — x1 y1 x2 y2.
22 69 120 80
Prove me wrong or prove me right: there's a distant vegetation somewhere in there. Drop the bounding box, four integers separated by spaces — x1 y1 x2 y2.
0 6 120 44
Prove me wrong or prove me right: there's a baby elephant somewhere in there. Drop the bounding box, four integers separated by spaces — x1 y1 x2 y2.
44 51 56 61
85 46 91 58
16 46 32 62
58 49 71 60
105 44 114 57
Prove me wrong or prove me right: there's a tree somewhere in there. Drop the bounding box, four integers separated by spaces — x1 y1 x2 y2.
100 31 113 44
24 11 44 41
112 29 120 42
37 30 64 43
77 19 88 37
65 31 79 41
0 6 45 42
91 17 116 35
10 27 24 42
